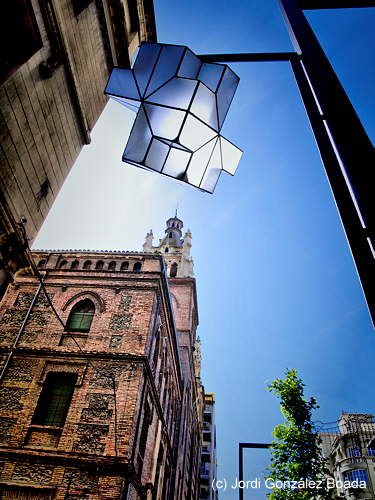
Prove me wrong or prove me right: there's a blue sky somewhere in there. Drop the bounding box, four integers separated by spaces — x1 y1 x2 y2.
35 2 375 498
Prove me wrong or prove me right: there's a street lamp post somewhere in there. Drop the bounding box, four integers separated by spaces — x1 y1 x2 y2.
199 1 375 326
238 443 271 500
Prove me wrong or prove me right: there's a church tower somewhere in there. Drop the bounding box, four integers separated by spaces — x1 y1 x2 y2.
143 214 203 498
143 212 194 278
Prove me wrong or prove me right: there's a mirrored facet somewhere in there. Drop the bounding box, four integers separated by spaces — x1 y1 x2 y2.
185 138 216 187
145 138 169 172
200 138 222 192
197 63 225 92
190 83 218 131
111 96 140 113
123 106 152 163
220 137 243 175
105 68 140 100
133 43 161 97
162 148 191 178
200 167 221 193
179 114 217 151
159 138 190 152
217 66 240 129
146 77 197 110
144 103 185 141
145 45 185 98
178 48 202 79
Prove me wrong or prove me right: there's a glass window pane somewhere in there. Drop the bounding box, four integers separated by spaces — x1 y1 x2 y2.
32 373 77 427
178 48 202 79
105 68 140 100
162 148 191 178
220 136 243 175
146 77 197 110
197 63 225 92
145 139 169 172
179 114 217 151
123 106 152 163
144 103 185 141
200 139 222 193
185 138 216 187
145 45 185 98
217 66 240 129
190 83 218 130
159 139 190 152
111 96 140 113
133 43 161 97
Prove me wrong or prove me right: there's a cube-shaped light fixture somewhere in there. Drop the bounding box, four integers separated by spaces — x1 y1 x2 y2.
105 42 242 193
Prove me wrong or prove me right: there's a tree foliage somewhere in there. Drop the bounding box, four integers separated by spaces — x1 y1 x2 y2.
266 369 334 499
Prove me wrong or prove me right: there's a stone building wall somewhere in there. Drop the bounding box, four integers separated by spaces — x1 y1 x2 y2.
0 250 189 499
0 0 157 296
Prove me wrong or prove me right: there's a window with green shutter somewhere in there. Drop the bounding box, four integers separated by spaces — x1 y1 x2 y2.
67 299 94 332
32 372 77 427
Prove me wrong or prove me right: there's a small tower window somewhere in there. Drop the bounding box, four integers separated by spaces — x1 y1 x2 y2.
71 260 79 270
67 299 95 332
37 259 46 268
170 263 178 278
133 262 142 272
58 260 67 269
32 372 77 427
95 261 104 270
83 260 91 270
169 233 172 238
165 248 168 253
121 261 129 271
108 261 116 271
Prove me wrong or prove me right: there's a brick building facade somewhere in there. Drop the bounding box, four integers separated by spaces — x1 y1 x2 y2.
0 0 157 296
0 215 204 499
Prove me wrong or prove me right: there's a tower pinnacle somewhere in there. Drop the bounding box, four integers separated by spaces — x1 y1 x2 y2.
142 213 194 277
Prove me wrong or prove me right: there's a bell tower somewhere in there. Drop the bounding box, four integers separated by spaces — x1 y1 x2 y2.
143 212 194 278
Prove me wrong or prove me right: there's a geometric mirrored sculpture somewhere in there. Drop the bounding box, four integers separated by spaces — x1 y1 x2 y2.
105 42 243 193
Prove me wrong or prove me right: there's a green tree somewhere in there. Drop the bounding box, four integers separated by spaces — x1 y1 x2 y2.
266 369 334 499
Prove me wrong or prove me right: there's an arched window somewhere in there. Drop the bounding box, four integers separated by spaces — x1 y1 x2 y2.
133 262 142 272
66 299 95 332
83 260 92 270
58 260 67 269
169 233 172 238
121 261 129 271
108 261 116 271
71 260 79 270
170 262 177 277
95 261 104 270
165 248 168 253
37 259 46 268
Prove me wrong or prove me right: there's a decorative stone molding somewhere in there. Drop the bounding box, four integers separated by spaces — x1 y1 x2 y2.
62 291 105 313
73 423 109 454
39 361 87 386
63 468 98 488
81 393 114 421
110 335 122 349
12 463 53 483
0 387 28 412
118 294 132 312
26 311 50 329
5 359 39 382
0 310 27 328
0 417 17 443
109 313 132 330
14 291 53 308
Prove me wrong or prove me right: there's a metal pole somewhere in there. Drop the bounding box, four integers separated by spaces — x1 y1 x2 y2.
278 0 375 325
239 444 244 500
238 443 270 500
